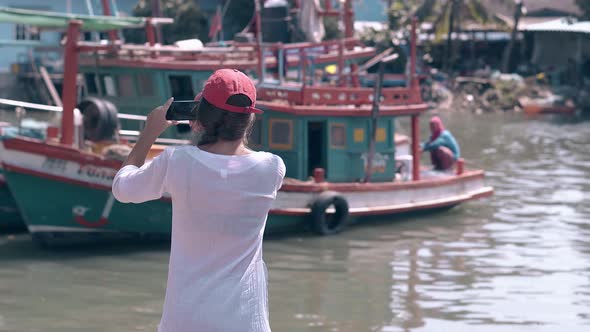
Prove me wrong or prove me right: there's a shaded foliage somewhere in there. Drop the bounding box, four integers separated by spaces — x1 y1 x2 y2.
123 0 208 44
222 0 255 39
383 0 504 71
323 16 341 41
576 0 590 20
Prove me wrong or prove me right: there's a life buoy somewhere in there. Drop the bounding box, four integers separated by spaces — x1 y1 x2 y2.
309 191 349 235
77 97 118 141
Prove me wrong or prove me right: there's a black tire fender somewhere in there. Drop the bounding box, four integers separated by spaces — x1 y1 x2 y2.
77 97 118 141
309 191 349 236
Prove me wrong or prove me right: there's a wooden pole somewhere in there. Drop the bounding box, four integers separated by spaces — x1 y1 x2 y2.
410 17 418 91
255 0 264 82
60 21 82 146
344 0 354 41
100 0 118 42
145 18 157 58
410 18 420 181
364 60 385 183
364 53 398 182
337 0 345 86
152 0 163 44
411 115 420 181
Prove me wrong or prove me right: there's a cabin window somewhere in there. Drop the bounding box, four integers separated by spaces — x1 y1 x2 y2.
330 123 346 148
137 73 155 96
85 73 98 94
249 118 263 147
353 128 365 143
102 75 117 97
118 75 135 97
15 24 40 41
169 75 194 100
269 119 293 150
376 127 387 143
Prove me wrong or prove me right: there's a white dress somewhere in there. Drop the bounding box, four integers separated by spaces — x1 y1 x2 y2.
112 145 285 332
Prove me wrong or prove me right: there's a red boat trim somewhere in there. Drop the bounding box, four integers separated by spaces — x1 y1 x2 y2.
74 216 109 228
77 49 376 71
3 164 113 191
257 102 428 117
270 187 494 217
2 137 121 169
280 170 485 192
3 142 486 194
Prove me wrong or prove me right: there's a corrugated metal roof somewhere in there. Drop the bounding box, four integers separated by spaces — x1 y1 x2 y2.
524 18 590 34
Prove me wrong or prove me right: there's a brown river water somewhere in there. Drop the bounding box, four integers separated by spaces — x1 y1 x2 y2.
0 110 589 332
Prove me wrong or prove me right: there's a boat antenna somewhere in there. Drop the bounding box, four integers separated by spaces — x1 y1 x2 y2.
220 0 232 41
363 53 399 183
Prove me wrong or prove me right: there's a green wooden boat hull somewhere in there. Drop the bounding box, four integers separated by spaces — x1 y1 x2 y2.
0 180 25 231
3 169 304 245
0 137 492 246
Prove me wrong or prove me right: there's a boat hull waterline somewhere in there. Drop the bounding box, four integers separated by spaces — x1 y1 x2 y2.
0 137 492 243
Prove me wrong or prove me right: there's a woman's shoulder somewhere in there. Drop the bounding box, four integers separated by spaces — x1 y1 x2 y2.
251 151 285 171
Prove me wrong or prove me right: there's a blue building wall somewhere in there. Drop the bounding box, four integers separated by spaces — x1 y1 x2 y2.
0 0 137 72
353 0 388 22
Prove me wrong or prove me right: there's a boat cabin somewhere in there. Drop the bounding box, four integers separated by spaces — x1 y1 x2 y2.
249 110 401 182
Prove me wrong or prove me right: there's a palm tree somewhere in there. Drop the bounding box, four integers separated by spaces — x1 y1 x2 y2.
386 0 503 71
502 0 525 72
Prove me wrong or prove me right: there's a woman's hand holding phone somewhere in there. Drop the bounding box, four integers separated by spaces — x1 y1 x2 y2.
144 97 176 138
122 97 175 168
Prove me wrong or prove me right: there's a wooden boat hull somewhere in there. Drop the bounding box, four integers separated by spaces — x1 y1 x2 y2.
0 170 25 231
0 137 492 245
519 97 576 115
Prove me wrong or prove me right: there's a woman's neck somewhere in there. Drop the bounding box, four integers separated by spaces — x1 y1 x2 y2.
198 140 251 156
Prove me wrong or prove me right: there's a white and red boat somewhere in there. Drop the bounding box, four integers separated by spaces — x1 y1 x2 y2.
0 2 493 245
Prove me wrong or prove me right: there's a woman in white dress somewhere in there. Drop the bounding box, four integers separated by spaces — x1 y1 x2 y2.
112 69 285 332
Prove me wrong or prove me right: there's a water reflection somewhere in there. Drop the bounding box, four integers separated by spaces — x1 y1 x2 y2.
1 112 589 331
266 112 590 332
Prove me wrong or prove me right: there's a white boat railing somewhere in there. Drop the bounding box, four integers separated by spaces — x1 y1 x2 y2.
0 98 190 145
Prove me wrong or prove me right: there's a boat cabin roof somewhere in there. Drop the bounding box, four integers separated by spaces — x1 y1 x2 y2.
0 7 172 31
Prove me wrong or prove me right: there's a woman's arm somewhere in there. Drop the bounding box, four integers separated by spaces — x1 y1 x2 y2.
123 98 174 168
112 98 175 203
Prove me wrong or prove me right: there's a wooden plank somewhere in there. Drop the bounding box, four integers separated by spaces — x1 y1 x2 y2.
39 66 62 107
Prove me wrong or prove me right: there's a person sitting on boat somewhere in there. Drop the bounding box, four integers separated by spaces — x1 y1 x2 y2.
112 69 285 332
421 116 460 171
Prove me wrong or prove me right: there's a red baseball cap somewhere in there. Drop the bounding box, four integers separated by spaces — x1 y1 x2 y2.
195 69 263 114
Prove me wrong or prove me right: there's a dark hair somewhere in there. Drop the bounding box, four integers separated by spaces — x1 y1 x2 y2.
196 94 255 146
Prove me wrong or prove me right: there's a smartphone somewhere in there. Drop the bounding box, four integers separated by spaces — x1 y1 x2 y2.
165 100 199 121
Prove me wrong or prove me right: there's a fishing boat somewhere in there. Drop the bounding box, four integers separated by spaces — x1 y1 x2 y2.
0 5 375 140
518 95 577 115
0 117 48 231
0 2 492 246
0 2 375 232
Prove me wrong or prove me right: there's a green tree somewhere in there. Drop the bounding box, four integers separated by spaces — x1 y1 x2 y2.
502 0 525 72
123 0 209 44
576 0 590 19
386 0 501 71
221 0 255 40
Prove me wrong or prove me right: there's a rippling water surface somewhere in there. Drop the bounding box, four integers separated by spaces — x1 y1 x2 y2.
1 111 589 332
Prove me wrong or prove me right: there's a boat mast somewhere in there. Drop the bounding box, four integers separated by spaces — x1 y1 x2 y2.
60 21 82 146
410 18 421 181
255 0 264 82
100 0 118 43
337 0 346 86
364 52 398 183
